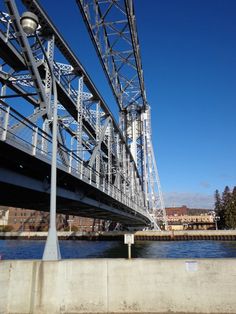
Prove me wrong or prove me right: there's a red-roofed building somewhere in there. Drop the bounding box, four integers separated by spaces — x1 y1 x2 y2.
165 206 188 216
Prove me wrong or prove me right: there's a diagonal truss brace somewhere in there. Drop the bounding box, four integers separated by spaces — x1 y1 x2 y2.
5 0 47 108
88 116 111 168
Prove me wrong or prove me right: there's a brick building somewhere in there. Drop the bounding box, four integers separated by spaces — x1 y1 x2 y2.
0 206 104 232
165 205 188 216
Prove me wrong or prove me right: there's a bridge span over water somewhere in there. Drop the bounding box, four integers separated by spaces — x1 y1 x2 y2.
0 0 167 228
0 101 152 227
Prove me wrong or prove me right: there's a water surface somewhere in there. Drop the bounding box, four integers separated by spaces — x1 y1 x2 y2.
1 240 236 260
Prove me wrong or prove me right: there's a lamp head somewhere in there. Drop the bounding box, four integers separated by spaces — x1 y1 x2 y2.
20 12 39 35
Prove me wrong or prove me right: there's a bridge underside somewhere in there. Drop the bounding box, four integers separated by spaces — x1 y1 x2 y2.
0 141 150 227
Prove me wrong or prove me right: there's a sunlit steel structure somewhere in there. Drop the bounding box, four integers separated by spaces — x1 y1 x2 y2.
77 0 167 227
0 0 167 229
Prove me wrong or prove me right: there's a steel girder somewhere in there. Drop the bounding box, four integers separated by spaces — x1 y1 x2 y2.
76 0 147 111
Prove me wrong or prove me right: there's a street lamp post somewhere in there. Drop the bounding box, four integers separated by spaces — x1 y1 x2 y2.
67 219 74 233
214 215 220 231
20 12 61 260
211 211 220 231
42 66 61 260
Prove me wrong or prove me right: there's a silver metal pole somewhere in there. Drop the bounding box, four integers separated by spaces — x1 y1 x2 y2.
43 76 61 260
40 35 61 260
128 243 131 259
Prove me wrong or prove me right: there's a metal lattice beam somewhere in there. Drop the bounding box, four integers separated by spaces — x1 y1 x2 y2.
76 0 147 111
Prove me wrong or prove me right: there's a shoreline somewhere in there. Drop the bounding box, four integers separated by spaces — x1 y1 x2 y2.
1 230 236 241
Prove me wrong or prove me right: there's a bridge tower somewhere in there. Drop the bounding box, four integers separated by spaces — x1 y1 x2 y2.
76 0 168 229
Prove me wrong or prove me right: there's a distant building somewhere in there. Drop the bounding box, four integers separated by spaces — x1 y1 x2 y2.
165 206 215 230
0 206 104 232
0 206 9 226
165 205 188 216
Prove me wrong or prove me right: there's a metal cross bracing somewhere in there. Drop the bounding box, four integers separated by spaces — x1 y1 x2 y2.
0 0 152 227
77 0 147 111
76 0 168 229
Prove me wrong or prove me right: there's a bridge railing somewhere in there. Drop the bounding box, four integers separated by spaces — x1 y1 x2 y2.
0 101 146 216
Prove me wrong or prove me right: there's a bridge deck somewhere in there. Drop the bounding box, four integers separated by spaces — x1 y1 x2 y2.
0 139 150 227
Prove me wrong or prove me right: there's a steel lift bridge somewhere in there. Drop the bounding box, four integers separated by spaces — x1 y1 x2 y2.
0 0 167 229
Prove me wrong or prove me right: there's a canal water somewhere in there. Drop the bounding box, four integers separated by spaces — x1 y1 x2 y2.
1 240 236 260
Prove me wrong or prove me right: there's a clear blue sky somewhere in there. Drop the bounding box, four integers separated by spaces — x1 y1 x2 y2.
38 0 236 208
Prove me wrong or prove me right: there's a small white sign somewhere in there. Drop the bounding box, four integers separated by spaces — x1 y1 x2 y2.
185 261 198 272
124 234 134 245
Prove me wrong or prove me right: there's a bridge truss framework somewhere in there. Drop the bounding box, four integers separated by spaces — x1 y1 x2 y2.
77 0 167 228
0 0 167 229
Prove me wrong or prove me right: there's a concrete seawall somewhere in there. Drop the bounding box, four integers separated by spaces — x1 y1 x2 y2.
1 259 236 314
